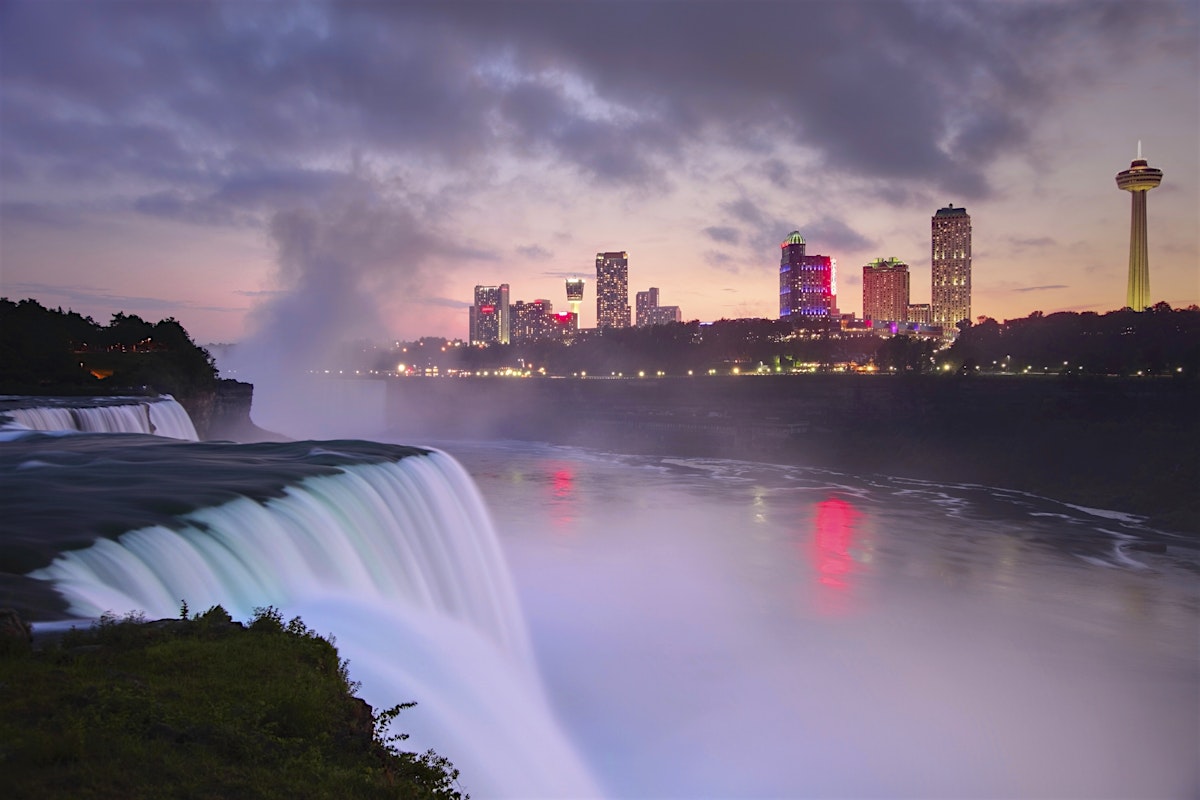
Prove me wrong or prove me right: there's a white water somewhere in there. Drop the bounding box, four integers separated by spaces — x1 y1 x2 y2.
3 396 198 440
31 450 599 797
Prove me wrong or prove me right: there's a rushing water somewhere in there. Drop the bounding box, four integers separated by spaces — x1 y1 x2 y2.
429 438 1199 799
3 390 1197 797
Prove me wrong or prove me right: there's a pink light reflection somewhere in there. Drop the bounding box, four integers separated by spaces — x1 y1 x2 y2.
810 496 863 615
547 463 577 532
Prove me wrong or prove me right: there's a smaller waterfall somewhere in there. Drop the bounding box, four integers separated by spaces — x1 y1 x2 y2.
2 396 198 441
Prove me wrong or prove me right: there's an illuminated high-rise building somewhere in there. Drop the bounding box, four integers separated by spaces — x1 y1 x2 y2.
635 287 681 327
779 231 834 320
565 278 585 318
595 251 630 329
931 205 971 335
862 257 909 324
906 303 931 326
1116 143 1163 311
635 287 659 327
510 298 554 344
469 284 509 345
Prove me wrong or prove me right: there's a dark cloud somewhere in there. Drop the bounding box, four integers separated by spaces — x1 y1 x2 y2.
703 226 740 245
4 0 1189 210
0 201 82 227
797 216 876 254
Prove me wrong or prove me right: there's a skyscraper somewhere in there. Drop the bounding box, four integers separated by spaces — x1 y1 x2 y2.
1116 143 1163 311
595 251 630 329
931 205 971 335
862 257 909 324
779 231 834 320
469 284 509 345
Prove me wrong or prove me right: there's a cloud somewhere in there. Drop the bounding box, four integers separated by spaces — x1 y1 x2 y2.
1009 236 1056 249
516 244 554 261
703 226 741 245
704 250 737 270
798 216 875 254
2 281 243 316
5 0 1188 213
422 296 472 310
1012 285 1069 293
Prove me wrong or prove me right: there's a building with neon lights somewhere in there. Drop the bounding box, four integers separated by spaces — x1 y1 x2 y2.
595 251 631 329
469 284 509 345
931 205 971 335
1116 144 1163 311
779 231 835 320
862 257 909 325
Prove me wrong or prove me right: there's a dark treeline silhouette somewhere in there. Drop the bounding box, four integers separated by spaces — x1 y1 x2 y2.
0 297 218 397
942 304 1200 376
378 306 1200 379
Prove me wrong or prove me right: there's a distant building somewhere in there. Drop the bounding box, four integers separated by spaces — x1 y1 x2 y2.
565 278 585 318
635 287 682 327
906 303 931 326
470 284 510 345
862 257 909 325
779 231 835 320
510 299 555 344
931 205 971 335
595 252 631 329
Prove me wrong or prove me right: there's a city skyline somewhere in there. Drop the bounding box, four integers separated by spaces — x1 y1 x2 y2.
1 1 1197 354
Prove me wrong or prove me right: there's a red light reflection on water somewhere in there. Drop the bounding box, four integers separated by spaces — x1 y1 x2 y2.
809 496 863 615
547 463 576 531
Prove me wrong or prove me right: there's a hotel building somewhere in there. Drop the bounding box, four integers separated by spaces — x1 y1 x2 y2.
595 251 631 329
779 231 835 321
469 284 510 345
931 205 971 335
862 257 910 325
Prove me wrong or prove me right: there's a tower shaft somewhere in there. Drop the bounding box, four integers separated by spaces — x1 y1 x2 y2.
1127 190 1150 311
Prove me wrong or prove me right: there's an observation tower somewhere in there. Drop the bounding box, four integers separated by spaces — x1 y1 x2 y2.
565 277 584 317
1115 143 1163 311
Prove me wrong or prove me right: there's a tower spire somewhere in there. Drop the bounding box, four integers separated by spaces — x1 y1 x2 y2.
1137 140 1142 160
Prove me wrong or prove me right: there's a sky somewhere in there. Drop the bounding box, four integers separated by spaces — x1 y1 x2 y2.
1 0 1197 348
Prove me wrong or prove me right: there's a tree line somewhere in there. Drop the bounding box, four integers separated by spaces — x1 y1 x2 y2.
0 297 218 397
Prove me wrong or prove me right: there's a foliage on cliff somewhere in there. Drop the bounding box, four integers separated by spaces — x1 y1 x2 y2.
0 605 467 800
0 297 217 398
941 304 1200 376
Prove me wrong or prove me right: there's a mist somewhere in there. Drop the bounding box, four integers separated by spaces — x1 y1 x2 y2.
464 441 1199 799
222 171 455 439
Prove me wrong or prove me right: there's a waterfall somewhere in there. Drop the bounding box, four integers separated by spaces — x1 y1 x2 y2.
29 448 599 797
3 396 198 440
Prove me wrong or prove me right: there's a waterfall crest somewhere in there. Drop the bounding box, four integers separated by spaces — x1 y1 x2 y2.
3 396 198 440
28 447 598 797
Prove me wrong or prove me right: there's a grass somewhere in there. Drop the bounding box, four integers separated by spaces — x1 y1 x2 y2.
0 605 467 800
